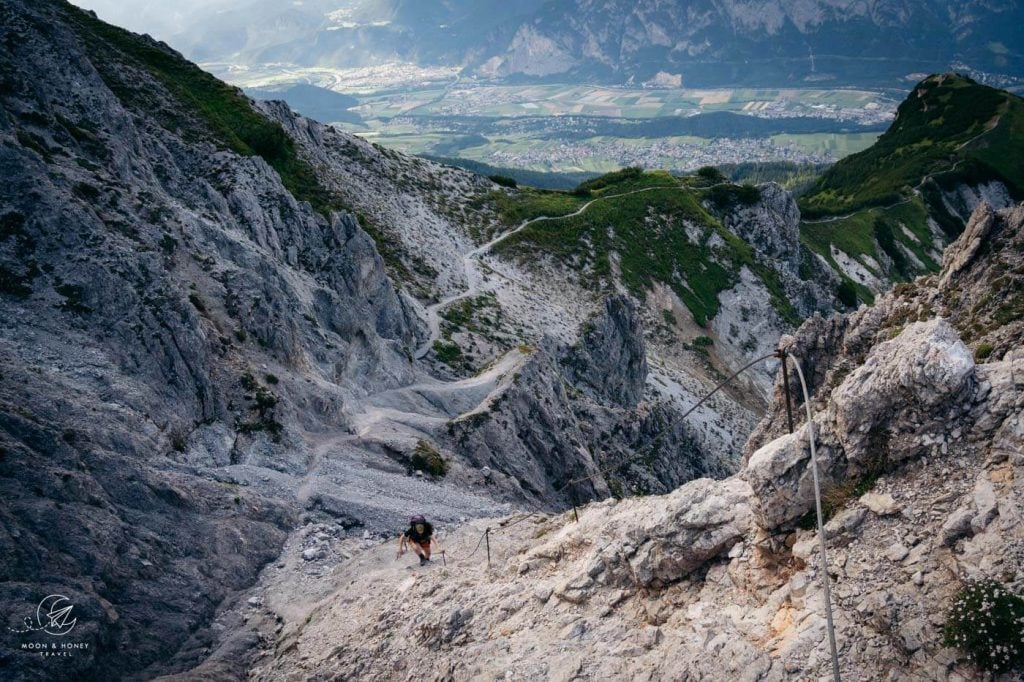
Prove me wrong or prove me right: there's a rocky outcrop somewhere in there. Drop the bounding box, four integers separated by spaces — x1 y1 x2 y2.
447 296 734 507
716 182 838 319
745 318 976 528
747 202 1024 457
562 295 647 408
706 183 839 397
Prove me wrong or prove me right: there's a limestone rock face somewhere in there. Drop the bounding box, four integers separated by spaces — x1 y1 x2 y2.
0 1 422 678
940 202 994 288
563 295 648 408
746 319 976 529
743 202 1024 532
621 477 753 587
723 183 802 271
447 296 736 507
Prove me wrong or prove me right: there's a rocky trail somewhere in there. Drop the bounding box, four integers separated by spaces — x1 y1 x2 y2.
243 433 1021 682
414 186 667 359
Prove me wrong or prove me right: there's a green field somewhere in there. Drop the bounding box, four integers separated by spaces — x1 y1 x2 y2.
352 84 895 121
321 81 898 173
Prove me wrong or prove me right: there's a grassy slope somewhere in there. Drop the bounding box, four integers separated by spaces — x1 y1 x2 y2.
491 169 798 327
60 1 342 218
797 74 1024 302
800 75 1023 218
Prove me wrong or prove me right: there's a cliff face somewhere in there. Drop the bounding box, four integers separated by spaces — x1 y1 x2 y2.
448 296 735 508
258 202 1024 682
0 1 421 677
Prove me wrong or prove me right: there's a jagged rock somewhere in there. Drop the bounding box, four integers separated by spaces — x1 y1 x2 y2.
301 547 325 562
971 475 998 532
825 506 866 539
940 508 974 547
563 295 647 408
747 318 976 529
860 492 899 516
940 203 994 288
830 318 975 468
899 617 929 654
745 427 842 529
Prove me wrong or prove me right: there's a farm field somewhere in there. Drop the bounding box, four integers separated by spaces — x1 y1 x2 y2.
216 67 897 175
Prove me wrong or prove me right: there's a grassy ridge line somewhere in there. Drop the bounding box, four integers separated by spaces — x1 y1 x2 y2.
491 170 798 327
799 74 1024 219
61 1 342 218
795 74 1024 304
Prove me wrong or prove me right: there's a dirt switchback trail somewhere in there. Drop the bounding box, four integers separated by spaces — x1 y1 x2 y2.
415 186 666 359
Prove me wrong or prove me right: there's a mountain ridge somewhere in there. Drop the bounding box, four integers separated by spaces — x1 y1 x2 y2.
74 0 1024 88
797 73 1024 305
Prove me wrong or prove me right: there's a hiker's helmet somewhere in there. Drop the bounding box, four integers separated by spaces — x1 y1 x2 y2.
410 514 426 525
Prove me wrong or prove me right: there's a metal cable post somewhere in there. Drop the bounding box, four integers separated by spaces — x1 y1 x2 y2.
776 348 796 434
789 354 841 682
485 527 491 568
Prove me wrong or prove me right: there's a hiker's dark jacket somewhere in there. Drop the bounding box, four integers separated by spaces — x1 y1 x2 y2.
405 523 433 545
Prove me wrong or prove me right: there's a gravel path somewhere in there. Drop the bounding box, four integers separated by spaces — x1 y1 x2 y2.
414 186 667 358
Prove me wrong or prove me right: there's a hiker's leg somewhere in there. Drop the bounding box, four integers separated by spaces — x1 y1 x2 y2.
421 542 431 560
410 541 425 559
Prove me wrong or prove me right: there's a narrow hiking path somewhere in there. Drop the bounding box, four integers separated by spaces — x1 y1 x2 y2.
414 185 667 359
800 118 1002 226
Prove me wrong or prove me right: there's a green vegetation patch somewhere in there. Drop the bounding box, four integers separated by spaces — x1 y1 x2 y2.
432 340 462 364
440 292 502 337
493 170 797 326
704 183 761 211
800 74 1024 219
944 579 1024 673
484 189 587 227
62 3 342 217
801 195 937 295
411 439 447 477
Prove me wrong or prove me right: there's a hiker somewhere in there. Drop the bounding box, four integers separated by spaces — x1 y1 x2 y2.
396 514 441 565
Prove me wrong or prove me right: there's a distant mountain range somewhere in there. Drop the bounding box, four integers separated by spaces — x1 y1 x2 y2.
76 0 1024 87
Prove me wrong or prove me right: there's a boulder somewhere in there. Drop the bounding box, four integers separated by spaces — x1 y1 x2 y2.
744 427 841 530
860 492 899 516
830 318 974 469
623 478 754 587
941 508 974 547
